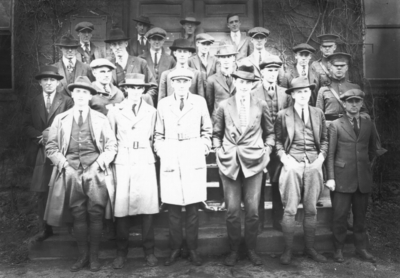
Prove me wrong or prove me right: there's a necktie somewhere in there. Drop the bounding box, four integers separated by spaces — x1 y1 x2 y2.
268 86 275 98
225 75 231 87
84 42 90 54
239 98 247 131
301 108 305 123
103 85 110 97
234 33 239 46
67 58 74 73
154 51 159 75
259 51 262 64
132 104 137 116
78 110 83 127
180 98 184 111
140 35 145 45
352 117 359 137
302 65 306 77
117 56 123 67
46 93 51 113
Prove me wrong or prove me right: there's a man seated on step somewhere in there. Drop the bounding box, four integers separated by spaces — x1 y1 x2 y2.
275 77 328 265
213 64 275 266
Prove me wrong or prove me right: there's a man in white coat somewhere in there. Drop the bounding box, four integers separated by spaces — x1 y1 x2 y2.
154 68 212 267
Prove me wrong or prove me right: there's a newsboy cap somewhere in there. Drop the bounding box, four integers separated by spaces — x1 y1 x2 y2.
145 27 167 39
170 69 194 81
75 22 94 33
259 55 283 69
340 89 365 101
195 33 215 43
90 58 116 70
292 43 316 54
248 27 270 38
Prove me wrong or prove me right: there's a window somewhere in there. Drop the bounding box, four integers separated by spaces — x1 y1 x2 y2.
0 0 13 91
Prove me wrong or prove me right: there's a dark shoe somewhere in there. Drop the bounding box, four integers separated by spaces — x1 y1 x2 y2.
272 220 282 232
181 245 189 259
112 256 127 269
145 254 158 266
90 254 101 272
189 250 202 266
280 248 292 265
305 248 327 263
334 249 344 263
224 251 239 266
199 201 216 212
70 253 89 272
247 250 263 266
35 228 54 242
164 249 180 266
356 249 376 263
159 202 167 212
316 201 323 207
218 202 227 211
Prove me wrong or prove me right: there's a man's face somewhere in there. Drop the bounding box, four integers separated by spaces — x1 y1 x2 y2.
149 36 165 51
218 55 236 70
71 88 92 107
251 35 267 51
110 41 129 57
227 15 241 32
93 66 112 85
329 61 348 79
39 78 59 93
174 49 191 64
136 22 149 35
172 78 191 98
125 86 145 102
60 47 77 59
261 67 280 84
320 43 337 57
291 87 311 106
295 51 312 66
77 30 93 44
196 41 211 55
233 78 253 99
182 23 196 36
343 98 363 115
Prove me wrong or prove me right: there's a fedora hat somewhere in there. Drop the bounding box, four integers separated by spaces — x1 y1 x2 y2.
104 28 130 43
231 64 258 82
35 65 64 81
169 38 196 53
180 16 201 26
285 77 315 94
55 34 80 48
68 76 97 95
215 44 238 57
119 73 151 87
133 16 152 26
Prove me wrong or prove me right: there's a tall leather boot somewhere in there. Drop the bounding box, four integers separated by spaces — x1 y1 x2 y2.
280 215 295 265
304 216 327 263
70 222 89 272
89 221 103 272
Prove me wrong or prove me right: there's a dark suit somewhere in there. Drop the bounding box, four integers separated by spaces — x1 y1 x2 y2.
205 72 235 117
52 60 94 97
76 42 106 64
188 54 220 91
327 115 376 250
222 32 253 61
128 37 150 57
140 49 176 86
213 95 275 251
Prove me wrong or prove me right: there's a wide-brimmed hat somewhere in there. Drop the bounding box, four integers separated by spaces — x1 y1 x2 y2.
170 68 194 81
133 16 152 26
35 65 64 81
231 64 258 82
68 76 97 95
285 77 315 94
169 38 196 53
119 73 151 87
180 16 201 26
259 55 283 69
145 27 167 39
248 27 270 38
292 43 316 54
340 89 365 101
90 58 116 70
55 34 80 48
75 22 94 33
215 44 238 57
104 28 130 43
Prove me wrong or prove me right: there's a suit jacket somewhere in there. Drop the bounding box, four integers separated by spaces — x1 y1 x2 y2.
205 72 235 117
140 49 176 85
76 41 106 64
24 92 74 191
158 66 205 102
128 37 150 57
251 83 292 111
110 55 158 106
188 54 219 80
327 115 377 193
212 95 275 180
222 32 253 60
52 60 94 97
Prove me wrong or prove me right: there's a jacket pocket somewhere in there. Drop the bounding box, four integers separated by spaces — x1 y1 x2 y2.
334 161 345 168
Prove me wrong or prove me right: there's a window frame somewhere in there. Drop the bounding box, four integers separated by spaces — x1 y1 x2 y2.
0 0 14 96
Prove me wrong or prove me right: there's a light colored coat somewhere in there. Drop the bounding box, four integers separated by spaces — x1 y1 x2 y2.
154 93 212 206
107 100 159 216
44 108 117 226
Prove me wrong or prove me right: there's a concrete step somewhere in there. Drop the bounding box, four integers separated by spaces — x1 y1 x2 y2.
206 181 273 201
29 224 353 260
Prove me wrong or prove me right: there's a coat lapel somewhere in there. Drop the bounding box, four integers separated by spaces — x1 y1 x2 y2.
227 96 242 135
237 34 246 51
285 107 295 147
178 95 194 120
206 56 214 76
89 109 103 146
309 107 321 146
74 61 84 79
131 101 149 126
61 110 74 152
47 92 63 123
341 115 357 140
241 96 258 136
126 56 140 73
37 95 47 124
215 73 230 93
192 55 202 71
57 61 68 89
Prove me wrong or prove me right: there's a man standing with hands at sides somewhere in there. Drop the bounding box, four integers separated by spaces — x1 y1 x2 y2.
105 28 157 106
45 76 117 272
224 13 253 60
75 22 106 64
155 69 212 267
275 77 328 265
108 73 159 269
213 65 275 266
129 16 152 57
25 66 74 241
326 89 378 263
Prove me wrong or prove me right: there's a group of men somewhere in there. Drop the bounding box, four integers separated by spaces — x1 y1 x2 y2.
25 12 382 272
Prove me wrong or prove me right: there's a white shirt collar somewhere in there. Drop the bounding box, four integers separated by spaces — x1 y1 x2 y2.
43 91 56 106
150 48 161 63
116 52 129 69
296 63 309 77
63 56 76 67
80 41 90 51
294 103 309 124
73 106 90 123
137 34 147 44
231 31 241 41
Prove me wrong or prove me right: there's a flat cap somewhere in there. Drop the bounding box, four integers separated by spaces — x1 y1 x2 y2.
145 27 167 39
292 43 316 54
340 89 365 101
90 58 116 70
75 22 94 32
260 55 283 69
170 68 194 80
195 33 215 43
327 52 351 63
317 34 339 45
248 27 270 38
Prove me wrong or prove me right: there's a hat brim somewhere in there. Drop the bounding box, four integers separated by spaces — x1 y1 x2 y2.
285 84 316 94
55 43 80 48
341 96 363 101
35 73 64 81
133 19 153 26
250 32 269 38
104 37 130 43
68 83 98 95
180 20 201 25
147 34 166 39
119 82 151 87
76 27 94 32
231 72 258 82
170 46 196 53
215 51 239 57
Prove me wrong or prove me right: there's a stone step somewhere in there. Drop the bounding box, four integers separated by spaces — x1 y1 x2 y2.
29 224 353 260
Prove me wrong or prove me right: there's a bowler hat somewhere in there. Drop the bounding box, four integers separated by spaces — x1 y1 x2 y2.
104 28 130 43
340 89 365 101
133 16 153 26
68 76 97 95
231 64 258 82
90 58 116 70
248 27 270 38
35 65 64 81
145 27 167 39
55 34 80 48
259 55 283 69
169 38 196 53
75 22 94 33
292 43 316 54
180 16 201 26
119 73 151 87
215 44 238 57
285 77 315 94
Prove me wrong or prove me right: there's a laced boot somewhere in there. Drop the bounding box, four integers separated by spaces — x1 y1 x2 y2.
304 220 327 263
70 222 89 272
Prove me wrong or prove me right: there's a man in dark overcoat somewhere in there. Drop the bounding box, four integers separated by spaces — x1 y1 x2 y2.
74 21 106 64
